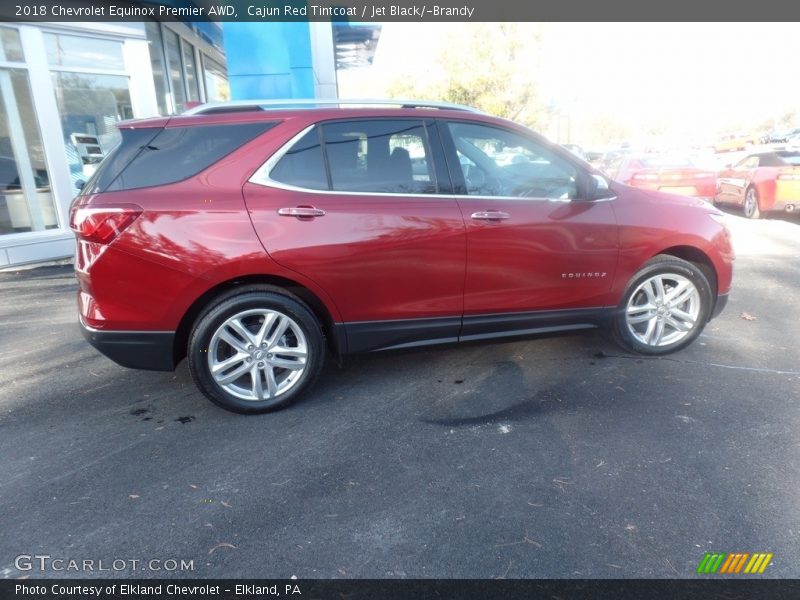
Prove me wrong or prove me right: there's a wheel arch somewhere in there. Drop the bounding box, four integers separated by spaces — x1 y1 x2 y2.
173 274 343 365
655 245 718 297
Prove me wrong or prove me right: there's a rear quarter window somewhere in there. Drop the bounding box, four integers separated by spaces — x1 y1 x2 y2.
269 129 328 191
102 122 276 192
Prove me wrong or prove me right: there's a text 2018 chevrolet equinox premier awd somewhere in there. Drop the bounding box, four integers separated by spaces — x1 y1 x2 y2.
70 99 734 414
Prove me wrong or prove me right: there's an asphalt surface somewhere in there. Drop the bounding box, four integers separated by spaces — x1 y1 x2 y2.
1 210 799 580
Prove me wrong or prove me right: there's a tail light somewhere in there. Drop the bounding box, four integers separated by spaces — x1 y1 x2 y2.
69 204 142 244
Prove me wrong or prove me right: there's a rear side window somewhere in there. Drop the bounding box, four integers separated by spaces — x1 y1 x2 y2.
322 120 435 194
86 122 276 194
265 119 437 194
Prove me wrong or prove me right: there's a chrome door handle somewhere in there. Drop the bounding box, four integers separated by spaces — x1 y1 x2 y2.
277 207 326 218
471 210 510 221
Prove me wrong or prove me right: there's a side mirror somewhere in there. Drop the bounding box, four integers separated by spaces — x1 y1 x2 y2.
587 174 613 200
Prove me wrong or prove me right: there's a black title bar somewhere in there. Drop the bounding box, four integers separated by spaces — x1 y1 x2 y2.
2 0 800 22
4 579 800 600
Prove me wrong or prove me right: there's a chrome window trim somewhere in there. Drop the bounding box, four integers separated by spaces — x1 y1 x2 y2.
248 124 616 203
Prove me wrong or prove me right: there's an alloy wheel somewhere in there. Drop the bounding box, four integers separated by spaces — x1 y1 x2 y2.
625 273 701 347
207 309 308 401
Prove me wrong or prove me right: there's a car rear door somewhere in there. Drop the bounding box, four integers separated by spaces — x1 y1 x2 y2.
439 119 619 339
243 118 466 353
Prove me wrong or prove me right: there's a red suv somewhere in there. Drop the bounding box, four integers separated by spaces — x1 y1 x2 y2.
70 100 734 414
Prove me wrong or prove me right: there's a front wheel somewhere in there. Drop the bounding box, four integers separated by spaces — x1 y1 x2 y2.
188 288 325 413
613 256 713 355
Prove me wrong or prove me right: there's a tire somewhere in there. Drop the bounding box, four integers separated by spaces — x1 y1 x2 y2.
187 286 325 414
612 255 713 356
743 186 761 219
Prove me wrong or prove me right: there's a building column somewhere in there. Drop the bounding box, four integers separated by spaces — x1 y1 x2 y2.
222 22 337 100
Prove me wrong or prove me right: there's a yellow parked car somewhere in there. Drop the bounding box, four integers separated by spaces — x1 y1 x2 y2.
713 132 760 153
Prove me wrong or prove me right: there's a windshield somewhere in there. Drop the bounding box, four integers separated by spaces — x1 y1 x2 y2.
776 151 800 166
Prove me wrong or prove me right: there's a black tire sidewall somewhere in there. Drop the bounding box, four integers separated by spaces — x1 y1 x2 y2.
613 257 713 356
188 291 325 414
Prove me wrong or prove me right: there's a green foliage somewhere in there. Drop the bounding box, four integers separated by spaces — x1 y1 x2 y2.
386 24 545 127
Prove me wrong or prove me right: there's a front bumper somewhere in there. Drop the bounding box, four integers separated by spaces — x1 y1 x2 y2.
80 318 175 371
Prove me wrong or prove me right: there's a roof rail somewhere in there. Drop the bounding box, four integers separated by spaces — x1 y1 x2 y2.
182 98 482 116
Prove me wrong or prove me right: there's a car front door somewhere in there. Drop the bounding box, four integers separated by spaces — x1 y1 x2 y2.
440 120 619 339
244 118 466 353
717 155 759 205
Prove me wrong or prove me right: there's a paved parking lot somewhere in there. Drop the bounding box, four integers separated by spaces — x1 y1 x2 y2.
1 211 798 579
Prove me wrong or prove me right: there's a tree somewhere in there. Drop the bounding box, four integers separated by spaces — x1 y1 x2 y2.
386 24 547 128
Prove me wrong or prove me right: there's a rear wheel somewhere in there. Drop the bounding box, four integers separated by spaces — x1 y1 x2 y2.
188 288 325 413
613 255 713 355
743 186 761 219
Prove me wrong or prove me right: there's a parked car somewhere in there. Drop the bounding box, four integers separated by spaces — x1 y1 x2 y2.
763 127 800 144
715 150 800 218
713 132 760 153
71 99 734 414
605 155 717 199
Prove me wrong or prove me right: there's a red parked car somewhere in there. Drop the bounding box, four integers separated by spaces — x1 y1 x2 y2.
715 150 800 218
71 100 734 413
606 155 717 200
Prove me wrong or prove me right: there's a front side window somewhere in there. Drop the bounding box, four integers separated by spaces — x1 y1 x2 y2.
447 121 578 200
735 156 759 169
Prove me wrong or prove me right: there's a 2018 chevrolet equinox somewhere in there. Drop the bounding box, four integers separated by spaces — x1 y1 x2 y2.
70 99 734 413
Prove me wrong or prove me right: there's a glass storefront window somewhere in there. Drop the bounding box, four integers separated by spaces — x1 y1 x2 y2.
0 68 57 235
44 33 125 71
51 72 132 194
164 29 187 113
144 21 169 116
203 55 230 102
0 27 24 62
182 41 200 102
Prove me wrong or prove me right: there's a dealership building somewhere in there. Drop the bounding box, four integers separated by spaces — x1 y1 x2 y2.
0 16 379 267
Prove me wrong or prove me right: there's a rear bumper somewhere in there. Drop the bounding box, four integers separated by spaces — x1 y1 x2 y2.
711 293 729 320
80 318 175 371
